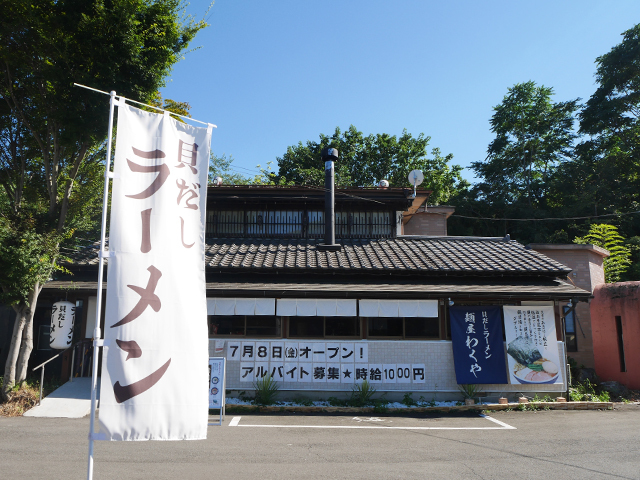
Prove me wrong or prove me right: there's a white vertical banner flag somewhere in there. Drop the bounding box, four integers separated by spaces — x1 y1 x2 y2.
99 103 211 440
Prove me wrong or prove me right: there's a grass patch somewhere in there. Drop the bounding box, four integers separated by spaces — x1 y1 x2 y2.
0 376 61 417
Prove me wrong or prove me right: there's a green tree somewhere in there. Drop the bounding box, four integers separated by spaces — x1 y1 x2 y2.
580 24 640 142
209 153 251 185
276 125 467 204
546 23 640 269
622 236 640 282
148 92 192 122
0 0 207 400
473 81 579 207
574 224 631 283
449 82 579 243
567 24 640 220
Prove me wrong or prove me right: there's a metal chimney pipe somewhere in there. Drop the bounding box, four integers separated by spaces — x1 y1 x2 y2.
319 147 340 251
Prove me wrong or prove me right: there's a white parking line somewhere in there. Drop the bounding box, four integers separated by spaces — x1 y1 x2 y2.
480 414 517 429
227 414 516 430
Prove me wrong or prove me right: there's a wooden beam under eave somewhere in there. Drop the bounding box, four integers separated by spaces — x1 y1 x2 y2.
402 192 430 225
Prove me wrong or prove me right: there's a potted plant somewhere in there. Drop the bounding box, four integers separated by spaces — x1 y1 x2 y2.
458 384 481 405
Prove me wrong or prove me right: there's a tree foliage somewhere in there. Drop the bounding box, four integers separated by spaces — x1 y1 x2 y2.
574 224 631 283
208 155 290 186
450 82 580 242
276 125 467 205
209 153 250 185
472 81 579 208
566 24 640 220
580 25 640 138
0 0 207 399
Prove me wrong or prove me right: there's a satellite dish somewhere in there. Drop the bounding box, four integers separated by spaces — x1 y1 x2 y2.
408 169 424 187
408 170 424 197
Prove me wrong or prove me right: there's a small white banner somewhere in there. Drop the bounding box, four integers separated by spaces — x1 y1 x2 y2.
99 104 211 440
503 306 563 385
209 358 226 409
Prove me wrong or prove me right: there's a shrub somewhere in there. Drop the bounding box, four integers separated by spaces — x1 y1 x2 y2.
350 380 376 407
569 379 611 402
402 393 416 407
293 397 314 407
458 384 481 400
328 396 347 407
253 374 279 405
372 400 389 413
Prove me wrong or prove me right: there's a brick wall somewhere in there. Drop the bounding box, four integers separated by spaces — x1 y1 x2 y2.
403 206 455 236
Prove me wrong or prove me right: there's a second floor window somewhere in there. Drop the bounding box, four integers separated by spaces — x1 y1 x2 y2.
206 209 394 239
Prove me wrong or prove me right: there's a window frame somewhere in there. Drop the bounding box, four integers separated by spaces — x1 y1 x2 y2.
287 315 362 339
208 315 282 338
563 306 578 352
365 316 441 340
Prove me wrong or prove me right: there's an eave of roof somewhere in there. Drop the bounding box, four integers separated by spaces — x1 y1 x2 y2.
206 185 417 210
42 276 590 299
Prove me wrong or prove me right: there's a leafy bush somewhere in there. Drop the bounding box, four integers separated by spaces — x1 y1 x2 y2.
253 374 279 405
569 379 610 402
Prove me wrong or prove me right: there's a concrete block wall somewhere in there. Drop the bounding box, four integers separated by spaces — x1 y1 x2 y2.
529 244 609 369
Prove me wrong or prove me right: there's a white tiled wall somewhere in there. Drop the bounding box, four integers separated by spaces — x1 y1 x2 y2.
209 339 566 393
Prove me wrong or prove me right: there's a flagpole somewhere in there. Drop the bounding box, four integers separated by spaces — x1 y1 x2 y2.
87 90 117 480
73 83 216 128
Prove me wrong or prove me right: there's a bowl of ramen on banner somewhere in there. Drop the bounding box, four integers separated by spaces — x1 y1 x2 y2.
507 336 559 384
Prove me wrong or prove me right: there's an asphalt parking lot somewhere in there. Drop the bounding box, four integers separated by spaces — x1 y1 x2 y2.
226 411 515 429
1 406 639 479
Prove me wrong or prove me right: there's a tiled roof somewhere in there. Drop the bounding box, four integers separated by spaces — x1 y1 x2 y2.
63 236 571 277
204 237 570 277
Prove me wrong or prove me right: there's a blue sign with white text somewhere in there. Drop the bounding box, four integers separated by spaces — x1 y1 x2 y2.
450 306 508 384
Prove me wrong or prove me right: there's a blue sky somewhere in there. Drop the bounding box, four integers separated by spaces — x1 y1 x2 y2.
160 1 640 185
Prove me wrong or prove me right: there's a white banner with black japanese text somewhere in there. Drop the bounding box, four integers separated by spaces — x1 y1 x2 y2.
503 306 562 385
99 103 211 440
226 341 427 384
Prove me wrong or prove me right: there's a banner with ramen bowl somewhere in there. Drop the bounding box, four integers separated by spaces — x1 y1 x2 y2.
503 306 562 385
